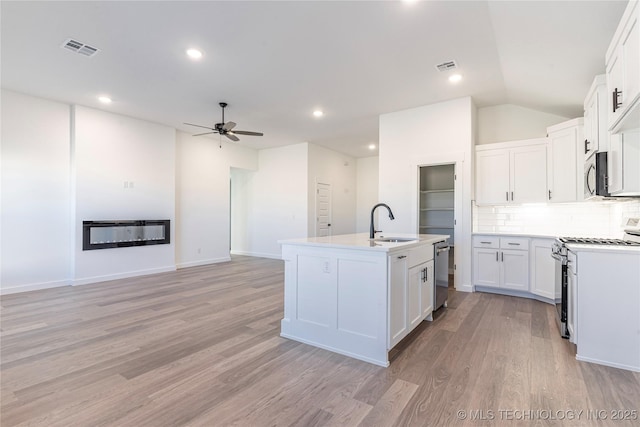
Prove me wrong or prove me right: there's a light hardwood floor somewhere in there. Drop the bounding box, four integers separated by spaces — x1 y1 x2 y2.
1 256 639 426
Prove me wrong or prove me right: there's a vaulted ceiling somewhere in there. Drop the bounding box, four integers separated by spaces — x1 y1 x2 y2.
1 1 627 157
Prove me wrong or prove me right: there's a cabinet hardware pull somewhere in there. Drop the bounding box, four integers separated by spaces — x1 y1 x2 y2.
398 255 407 259
548 189 552 200
511 191 514 201
506 191 509 201
480 241 491 244
508 243 520 246
584 139 589 154
501 252 504 262
496 252 498 262
613 88 622 113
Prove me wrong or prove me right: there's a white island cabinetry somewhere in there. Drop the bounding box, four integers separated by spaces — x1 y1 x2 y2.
568 246 640 372
280 233 446 367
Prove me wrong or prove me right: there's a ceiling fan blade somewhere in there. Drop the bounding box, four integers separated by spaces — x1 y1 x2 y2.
223 121 236 131
232 130 264 136
184 122 215 130
225 133 240 142
192 131 218 137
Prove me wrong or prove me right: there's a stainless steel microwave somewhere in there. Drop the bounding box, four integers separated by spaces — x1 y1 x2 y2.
584 152 609 199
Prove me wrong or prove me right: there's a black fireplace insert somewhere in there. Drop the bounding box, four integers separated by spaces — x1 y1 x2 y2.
82 220 170 250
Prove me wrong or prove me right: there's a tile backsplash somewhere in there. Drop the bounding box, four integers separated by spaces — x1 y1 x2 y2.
473 199 640 238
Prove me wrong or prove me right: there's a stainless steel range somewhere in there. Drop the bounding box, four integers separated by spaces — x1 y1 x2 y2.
551 219 640 339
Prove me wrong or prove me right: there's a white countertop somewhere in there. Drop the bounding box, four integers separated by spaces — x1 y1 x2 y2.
473 232 557 239
279 233 450 252
566 243 640 255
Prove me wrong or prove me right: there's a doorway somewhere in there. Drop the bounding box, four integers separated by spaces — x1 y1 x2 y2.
419 163 458 289
315 181 332 237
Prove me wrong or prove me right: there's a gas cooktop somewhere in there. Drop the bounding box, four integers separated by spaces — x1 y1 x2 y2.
559 237 640 246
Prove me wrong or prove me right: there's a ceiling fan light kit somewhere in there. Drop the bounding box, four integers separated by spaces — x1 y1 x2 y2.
185 102 263 142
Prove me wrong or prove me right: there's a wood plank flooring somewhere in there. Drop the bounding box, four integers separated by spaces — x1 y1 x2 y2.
1 256 639 426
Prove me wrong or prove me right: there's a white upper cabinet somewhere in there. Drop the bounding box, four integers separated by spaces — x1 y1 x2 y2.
546 118 584 203
583 75 609 158
475 139 548 205
476 149 510 204
608 130 640 196
606 0 640 132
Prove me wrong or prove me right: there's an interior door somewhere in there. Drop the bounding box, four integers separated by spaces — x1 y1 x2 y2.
315 182 332 237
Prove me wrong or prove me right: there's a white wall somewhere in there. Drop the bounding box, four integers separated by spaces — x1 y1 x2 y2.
1 90 72 293
73 106 176 284
477 104 569 145
379 97 475 291
231 143 309 259
356 157 379 233
176 131 258 268
307 144 357 237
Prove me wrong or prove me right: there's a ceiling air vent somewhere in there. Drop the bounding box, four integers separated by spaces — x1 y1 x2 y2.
62 38 100 57
435 60 458 72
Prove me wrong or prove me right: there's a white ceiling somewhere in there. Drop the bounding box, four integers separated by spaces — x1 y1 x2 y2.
1 1 626 158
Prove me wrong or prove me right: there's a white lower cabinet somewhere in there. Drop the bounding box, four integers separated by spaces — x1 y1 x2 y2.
388 248 434 349
389 252 409 348
473 236 529 292
530 238 556 300
473 247 500 287
408 262 423 330
501 249 528 291
567 261 577 344
421 260 434 319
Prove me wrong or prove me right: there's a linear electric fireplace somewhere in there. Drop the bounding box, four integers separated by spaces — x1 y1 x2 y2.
83 220 170 251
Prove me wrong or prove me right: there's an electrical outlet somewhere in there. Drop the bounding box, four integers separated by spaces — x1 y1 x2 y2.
322 261 330 273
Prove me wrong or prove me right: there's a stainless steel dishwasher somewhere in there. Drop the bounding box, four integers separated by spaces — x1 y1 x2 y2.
434 240 450 310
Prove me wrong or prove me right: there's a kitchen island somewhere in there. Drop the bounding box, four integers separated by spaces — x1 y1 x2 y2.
279 233 448 366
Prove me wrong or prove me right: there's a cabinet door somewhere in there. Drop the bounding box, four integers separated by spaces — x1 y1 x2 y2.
584 92 599 157
567 271 577 344
476 149 510 205
623 16 639 110
608 133 623 194
389 253 408 348
407 264 423 329
501 249 529 291
547 127 578 202
473 248 500 288
530 239 555 300
510 144 548 203
607 48 624 128
613 130 640 196
421 260 434 319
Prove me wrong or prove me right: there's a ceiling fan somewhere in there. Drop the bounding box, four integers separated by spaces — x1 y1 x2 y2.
184 102 263 142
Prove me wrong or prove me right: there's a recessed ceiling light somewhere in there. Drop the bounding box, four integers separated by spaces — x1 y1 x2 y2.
98 96 112 104
368 144 376 150
313 110 324 118
186 48 203 59
449 74 462 83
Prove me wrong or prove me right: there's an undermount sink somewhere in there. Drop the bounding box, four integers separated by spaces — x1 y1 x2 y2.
375 237 417 243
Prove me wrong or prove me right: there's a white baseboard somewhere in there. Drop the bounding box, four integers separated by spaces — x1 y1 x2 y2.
474 285 555 305
176 257 231 269
576 354 640 372
230 250 282 260
455 283 474 293
0 279 70 295
72 265 176 286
